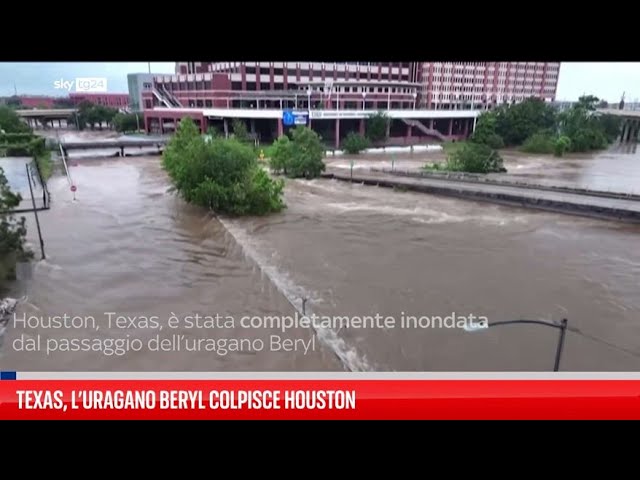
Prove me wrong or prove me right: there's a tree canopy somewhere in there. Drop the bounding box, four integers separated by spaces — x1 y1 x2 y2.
162 118 285 216
0 106 31 134
471 95 621 155
268 126 326 179
0 166 33 286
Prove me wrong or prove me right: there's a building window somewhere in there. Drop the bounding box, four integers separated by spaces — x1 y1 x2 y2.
205 99 212 107
246 66 256 74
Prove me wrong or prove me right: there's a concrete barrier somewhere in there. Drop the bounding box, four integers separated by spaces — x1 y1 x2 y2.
324 171 640 224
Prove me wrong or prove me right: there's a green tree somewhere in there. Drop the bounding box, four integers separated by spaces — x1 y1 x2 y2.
470 112 504 149
0 166 33 285
554 136 571 157
287 126 326 179
113 112 141 133
268 135 293 175
521 132 555 154
231 119 250 143
576 95 600 111
596 114 622 143
162 118 285 216
445 142 505 174
6 96 21 108
0 106 31 134
366 111 389 142
494 97 557 146
557 102 608 152
341 132 370 154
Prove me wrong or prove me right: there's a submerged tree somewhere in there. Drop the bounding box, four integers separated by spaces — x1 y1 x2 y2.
162 118 285 216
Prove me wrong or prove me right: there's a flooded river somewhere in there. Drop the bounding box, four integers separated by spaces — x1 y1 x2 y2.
1 141 640 371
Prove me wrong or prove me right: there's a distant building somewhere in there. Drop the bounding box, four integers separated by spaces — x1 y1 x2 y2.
18 95 56 109
127 73 155 112
69 93 129 109
419 62 560 109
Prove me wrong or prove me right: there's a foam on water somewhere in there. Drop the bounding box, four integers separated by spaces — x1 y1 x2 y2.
219 218 373 372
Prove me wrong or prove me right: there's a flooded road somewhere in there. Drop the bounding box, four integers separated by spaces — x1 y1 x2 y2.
1 144 639 371
328 144 640 194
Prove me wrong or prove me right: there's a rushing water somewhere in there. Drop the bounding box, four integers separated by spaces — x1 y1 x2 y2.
1 145 640 371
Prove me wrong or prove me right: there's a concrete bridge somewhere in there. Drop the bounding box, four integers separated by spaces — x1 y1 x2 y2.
59 138 169 157
15 109 77 128
596 108 640 144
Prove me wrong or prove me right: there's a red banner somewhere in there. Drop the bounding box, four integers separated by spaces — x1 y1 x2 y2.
1 380 640 420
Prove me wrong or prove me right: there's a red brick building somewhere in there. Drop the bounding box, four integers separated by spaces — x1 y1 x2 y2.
69 93 129 109
19 95 56 109
141 62 560 146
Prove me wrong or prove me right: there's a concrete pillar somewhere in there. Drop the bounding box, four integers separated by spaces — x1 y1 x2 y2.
385 119 391 139
429 119 434 130
250 119 256 134
625 120 632 143
144 115 150 133
277 118 283 137
335 118 340 149
200 116 208 134
406 124 412 140
463 119 469 137
159 118 164 135
448 118 453 136
359 119 365 136
223 118 229 138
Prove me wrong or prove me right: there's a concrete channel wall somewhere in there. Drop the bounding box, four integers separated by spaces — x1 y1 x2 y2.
323 171 640 224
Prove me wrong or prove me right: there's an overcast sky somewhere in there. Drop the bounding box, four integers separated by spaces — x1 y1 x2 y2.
0 62 638 103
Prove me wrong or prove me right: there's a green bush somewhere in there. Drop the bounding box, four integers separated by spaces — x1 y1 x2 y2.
342 132 370 154
0 106 31 134
113 112 142 133
445 142 505 174
521 132 555 154
554 136 571 157
476 133 505 149
0 133 34 144
162 118 285 216
231 119 250 143
366 111 389 142
0 165 33 286
286 126 326 179
267 126 326 179
269 135 293 175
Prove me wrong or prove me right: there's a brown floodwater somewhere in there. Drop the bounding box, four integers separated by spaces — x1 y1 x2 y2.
1 147 639 372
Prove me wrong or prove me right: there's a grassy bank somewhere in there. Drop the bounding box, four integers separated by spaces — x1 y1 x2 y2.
35 151 53 180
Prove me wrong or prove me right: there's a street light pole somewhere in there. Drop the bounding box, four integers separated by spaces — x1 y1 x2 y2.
465 318 569 372
362 91 366 110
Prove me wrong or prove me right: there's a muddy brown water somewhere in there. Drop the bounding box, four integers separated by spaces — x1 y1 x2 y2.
0 145 639 371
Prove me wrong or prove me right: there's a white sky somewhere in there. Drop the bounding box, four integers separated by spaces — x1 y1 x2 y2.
556 62 640 103
1 62 639 103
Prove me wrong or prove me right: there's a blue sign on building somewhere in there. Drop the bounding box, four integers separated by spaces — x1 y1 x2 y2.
282 110 308 127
